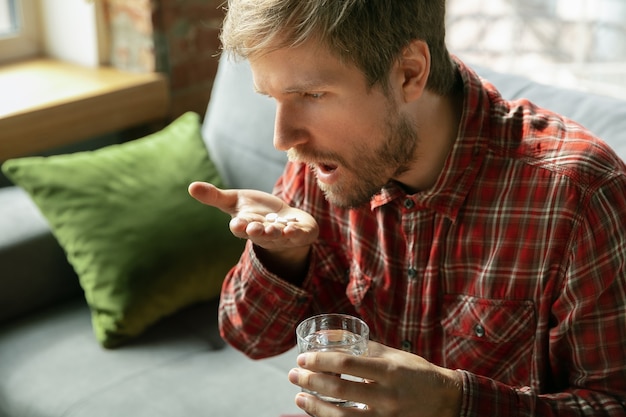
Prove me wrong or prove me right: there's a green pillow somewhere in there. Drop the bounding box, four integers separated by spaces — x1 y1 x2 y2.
2 112 243 348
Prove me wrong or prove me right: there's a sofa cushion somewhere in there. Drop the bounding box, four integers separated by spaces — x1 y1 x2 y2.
1 112 244 348
0 299 301 417
472 65 626 160
202 56 287 193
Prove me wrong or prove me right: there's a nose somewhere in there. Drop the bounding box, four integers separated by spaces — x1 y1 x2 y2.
273 102 309 151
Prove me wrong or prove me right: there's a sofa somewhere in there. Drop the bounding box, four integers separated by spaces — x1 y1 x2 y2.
1 53 625 417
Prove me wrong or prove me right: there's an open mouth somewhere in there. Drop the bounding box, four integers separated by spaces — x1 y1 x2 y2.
289 149 342 183
314 162 340 185
319 162 338 174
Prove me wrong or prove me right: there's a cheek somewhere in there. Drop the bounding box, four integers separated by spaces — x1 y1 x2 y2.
307 92 392 146
318 106 385 138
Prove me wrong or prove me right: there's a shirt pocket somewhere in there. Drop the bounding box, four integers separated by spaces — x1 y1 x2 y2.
441 294 536 386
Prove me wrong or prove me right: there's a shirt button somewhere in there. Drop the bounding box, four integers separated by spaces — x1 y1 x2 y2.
401 340 412 352
403 199 415 209
474 324 486 338
407 268 417 280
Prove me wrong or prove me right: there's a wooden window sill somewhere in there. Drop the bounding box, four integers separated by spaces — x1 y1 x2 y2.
0 59 169 161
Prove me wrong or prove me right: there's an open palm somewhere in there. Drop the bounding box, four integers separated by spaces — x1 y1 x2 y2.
188 181 319 251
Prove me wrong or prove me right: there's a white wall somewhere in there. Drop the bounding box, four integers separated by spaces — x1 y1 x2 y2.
39 0 99 67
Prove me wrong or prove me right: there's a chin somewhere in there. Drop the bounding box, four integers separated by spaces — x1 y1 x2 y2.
318 182 378 209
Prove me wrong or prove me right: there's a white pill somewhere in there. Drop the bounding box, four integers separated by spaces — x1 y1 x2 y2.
265 212 298 224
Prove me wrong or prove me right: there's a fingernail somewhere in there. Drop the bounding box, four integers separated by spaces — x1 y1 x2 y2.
295 392 308 408
297 353 308 366
288 368 300 384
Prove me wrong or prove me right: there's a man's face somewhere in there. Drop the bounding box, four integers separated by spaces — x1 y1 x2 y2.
250 40 420 208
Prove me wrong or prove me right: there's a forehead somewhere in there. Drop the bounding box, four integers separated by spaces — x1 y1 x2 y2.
249 40 366 94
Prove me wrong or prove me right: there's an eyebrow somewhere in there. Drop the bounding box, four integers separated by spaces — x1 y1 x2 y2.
254 79 332 96
253 86 271 97
284 80 330 93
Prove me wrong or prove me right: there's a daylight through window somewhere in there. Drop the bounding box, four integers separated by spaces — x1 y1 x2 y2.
0 0 19 37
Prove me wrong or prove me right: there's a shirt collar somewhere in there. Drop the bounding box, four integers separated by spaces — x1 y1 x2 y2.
370 57 490 222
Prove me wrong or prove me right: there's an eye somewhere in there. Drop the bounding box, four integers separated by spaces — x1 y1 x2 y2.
303 92 324 99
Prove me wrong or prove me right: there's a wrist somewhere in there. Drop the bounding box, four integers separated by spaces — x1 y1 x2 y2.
254 244 311 285
439 368 463 417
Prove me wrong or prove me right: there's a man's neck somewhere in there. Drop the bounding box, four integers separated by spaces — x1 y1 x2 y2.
396 81 465 193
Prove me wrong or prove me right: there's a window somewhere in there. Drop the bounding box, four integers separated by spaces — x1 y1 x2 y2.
446 0 626 98
0 0 19 36
0 0 40 63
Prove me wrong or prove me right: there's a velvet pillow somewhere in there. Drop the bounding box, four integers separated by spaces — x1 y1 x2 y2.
2 112 243 348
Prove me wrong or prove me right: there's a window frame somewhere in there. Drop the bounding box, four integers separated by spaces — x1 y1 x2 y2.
0 0 40 63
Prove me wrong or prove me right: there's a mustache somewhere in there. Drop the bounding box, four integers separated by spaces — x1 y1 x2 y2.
287 147 346 167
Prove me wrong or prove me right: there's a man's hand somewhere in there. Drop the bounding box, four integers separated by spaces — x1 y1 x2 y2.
288 341 463 417
188 181 319 280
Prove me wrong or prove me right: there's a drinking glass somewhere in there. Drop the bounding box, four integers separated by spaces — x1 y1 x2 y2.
295 313 369 409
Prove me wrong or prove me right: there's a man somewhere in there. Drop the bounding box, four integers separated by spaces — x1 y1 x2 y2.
189 1 626 416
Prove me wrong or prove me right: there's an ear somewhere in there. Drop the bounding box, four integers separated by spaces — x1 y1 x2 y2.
395 39 430 103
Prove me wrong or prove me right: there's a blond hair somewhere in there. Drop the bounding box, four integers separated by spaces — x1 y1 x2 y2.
220 0 457 95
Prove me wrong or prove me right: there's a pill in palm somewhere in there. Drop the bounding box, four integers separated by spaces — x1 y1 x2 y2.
265 212 278 222
265 212 297 224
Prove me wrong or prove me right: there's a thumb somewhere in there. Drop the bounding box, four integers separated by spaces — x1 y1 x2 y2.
188 181 238 215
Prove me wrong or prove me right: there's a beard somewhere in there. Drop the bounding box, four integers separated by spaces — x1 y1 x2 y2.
288 106 419 209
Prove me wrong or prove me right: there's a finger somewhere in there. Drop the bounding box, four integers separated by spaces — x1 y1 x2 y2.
289 367 372 412
282 223 317 246
229 217 284 241
188 182 239 214
298 350 390 384
295 392 364 417
248 221 274 237
263 223 285 238
228 217 251 238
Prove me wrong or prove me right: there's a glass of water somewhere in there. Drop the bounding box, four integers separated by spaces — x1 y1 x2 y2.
295 313 369 409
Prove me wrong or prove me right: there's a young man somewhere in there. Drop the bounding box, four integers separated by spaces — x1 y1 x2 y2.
189 1 626 416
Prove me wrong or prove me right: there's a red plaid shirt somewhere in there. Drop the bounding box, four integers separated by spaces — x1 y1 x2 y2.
219 60 626 416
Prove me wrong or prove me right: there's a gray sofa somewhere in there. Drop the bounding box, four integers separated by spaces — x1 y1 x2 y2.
1 54 625 417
